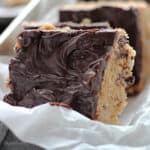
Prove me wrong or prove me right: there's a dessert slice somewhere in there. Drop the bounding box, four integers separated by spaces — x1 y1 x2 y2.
4 25 135 124
59 1 150 95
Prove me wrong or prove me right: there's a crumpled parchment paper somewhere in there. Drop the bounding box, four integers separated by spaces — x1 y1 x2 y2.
0 56 150 150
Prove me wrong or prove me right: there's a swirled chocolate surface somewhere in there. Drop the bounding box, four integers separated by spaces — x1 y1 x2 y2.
4 29 116 118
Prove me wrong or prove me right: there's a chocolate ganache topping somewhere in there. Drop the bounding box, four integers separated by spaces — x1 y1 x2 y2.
5 29 116 118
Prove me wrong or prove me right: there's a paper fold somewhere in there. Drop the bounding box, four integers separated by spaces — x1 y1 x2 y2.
1 57 150 150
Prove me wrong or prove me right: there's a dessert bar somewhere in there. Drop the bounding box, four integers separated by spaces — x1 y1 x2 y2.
4 25 135 124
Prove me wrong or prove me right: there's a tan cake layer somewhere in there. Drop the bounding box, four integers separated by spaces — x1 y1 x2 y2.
96 29 135 124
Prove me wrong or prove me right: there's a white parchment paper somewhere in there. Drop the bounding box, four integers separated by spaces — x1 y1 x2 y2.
1 0 150 149
0 56 150 150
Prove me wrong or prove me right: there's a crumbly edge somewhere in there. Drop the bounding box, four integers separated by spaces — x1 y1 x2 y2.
96 29 136 124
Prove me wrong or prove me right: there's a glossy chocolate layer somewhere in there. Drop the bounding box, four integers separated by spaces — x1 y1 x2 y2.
59 6 142 85
4 29 116 119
